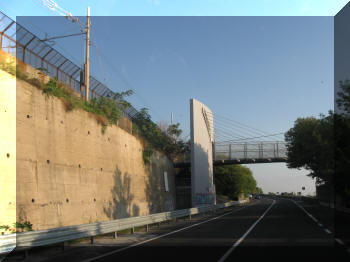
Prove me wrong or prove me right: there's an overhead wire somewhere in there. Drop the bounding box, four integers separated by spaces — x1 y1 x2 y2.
207 111 285 140
205 112 285 143
215 132 285 143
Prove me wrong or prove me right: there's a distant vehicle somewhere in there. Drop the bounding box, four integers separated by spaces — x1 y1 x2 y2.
247 194 253 199
254 195 261 199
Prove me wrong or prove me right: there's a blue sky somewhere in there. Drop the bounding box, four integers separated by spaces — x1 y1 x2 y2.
1 0 346 195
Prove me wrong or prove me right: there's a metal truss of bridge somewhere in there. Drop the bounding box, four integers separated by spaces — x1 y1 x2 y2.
213 141 287 165
174 141 287 168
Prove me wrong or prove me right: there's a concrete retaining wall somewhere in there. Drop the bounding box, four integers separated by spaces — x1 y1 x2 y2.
1 56 176 231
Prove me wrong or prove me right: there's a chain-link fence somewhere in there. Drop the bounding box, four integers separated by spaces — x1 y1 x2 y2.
0 11 139 120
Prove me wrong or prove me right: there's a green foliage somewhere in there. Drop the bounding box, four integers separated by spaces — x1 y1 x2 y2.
23 221 33 231
286 80 350 203
133 108 189 163
6 221 33 233
143 147 153 164
335 82 350 202
285 112 334 184
132 122 139 134
0 225 10 231
2 57 187 163
167 123 182 139
42 78 132 130
0 60 16 76
254 187 263 194
337 80 350 115
214 165 257 200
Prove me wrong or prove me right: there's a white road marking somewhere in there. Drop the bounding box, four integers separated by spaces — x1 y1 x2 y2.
292 200 335 237
82 203 253 262
292 200 321 224
308 215 318 223
335 238 345 245
323 228 332 234
217 200 276 262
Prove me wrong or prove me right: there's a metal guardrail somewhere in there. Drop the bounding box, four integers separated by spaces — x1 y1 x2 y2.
0 200 247 255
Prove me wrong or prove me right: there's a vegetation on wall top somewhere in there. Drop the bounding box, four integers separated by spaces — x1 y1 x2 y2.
0 55 189 164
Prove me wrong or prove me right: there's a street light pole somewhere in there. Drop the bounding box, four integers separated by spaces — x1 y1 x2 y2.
84 6 91 101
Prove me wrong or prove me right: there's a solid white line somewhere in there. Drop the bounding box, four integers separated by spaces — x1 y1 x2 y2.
82 204 252 262
217 200 276 262
308 215 318 223
335 238 345 245
323 228 332 234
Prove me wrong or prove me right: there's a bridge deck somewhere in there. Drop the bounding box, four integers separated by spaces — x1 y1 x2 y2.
174 157 286 168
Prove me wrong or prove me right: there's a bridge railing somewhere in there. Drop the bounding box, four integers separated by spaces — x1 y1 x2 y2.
214 141 286 160
0 200 248 255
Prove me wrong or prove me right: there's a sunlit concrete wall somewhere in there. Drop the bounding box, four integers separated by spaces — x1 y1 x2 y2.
0 63 16 234
7 56 176 231
190 98 215 206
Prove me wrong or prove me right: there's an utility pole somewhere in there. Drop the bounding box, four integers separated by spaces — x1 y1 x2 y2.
39 1 90 100
171 113 174 125
84 6 91 101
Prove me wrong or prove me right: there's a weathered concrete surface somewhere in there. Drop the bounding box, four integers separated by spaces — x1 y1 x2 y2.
0 67 16 234
12 67 175 230
190 99 216 207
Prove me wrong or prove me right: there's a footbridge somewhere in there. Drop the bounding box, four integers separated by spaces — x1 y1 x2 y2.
174 141 286 168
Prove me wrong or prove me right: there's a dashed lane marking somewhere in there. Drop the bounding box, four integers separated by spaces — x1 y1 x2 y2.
217 200 276 262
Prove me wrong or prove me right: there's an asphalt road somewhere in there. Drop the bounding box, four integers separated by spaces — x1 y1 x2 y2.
5 198 350 261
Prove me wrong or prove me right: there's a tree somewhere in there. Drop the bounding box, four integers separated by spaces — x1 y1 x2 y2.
284 113 334 185
214 165 257 200
254 187 263 194
133 108 189 161
285 79 350 204
335 81 350 203
336 80 350 115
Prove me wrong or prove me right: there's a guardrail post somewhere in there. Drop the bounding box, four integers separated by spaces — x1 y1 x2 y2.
114 231 117 239
189 214 192 220
131 227 134 234
90 236 94 245
158 222 161 228
146 224 149 232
